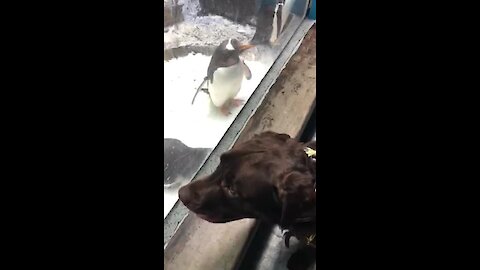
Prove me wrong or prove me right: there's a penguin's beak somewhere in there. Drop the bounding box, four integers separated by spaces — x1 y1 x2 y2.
239 44 255 53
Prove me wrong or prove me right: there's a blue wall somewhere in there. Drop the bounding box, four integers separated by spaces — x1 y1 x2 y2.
308 0 316 20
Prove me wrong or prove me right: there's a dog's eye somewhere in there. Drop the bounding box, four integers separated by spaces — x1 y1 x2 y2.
226 186 237 196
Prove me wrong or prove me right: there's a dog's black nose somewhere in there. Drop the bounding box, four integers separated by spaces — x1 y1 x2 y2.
179 184 204 212
178 186 193 208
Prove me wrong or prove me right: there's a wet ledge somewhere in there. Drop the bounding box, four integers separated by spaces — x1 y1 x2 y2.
164 19 316 270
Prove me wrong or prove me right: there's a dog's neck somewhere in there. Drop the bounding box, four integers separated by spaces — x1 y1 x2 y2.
281 147 316 248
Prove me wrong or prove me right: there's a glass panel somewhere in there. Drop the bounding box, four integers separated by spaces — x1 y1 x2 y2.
164 0 310 218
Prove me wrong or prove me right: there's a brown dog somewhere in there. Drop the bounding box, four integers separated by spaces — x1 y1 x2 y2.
178 131 316 269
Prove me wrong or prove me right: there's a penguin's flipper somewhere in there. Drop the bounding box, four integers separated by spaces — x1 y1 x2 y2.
192 77 208 105
242 60 252 80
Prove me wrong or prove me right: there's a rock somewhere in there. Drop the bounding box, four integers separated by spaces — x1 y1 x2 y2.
164 3 184 27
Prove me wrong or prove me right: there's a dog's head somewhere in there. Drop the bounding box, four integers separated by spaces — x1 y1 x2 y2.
178 132 316 228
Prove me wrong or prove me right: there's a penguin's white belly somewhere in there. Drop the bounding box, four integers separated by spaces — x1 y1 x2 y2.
209 63 244 107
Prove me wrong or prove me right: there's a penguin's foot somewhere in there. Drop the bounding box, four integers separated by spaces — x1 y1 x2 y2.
231 99 245 107
218 99 244 116
220 106 232 116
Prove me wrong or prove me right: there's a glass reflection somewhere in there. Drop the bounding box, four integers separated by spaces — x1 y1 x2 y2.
164 0 309 218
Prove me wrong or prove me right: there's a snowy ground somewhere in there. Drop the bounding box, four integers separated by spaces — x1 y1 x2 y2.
164 191 183 218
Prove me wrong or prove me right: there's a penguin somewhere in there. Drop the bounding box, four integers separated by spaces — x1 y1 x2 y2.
164 138 211 190
192 38 254 115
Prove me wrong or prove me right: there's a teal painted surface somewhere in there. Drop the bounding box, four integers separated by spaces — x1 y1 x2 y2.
308 0 316 19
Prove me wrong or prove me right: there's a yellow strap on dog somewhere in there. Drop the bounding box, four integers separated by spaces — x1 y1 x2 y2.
306 234 316 247
304 147 316 158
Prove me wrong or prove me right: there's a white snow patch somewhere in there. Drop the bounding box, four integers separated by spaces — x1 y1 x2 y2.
164 189 180 218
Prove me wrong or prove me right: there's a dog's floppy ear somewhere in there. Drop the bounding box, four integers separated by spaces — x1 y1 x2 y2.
278 171 316 228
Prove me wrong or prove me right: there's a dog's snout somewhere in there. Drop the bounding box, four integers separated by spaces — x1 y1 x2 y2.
178 186 190 205
178 185 198 209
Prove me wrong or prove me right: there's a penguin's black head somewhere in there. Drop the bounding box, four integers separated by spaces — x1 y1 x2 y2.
221 39 254 53
213 39 255 67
